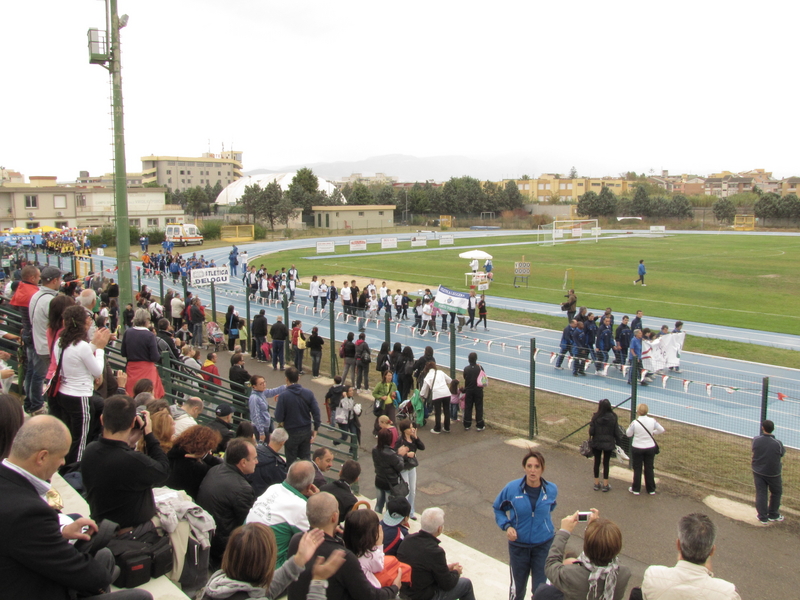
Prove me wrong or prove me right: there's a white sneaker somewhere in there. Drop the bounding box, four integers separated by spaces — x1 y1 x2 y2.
633 281 637 285
642 284 647 287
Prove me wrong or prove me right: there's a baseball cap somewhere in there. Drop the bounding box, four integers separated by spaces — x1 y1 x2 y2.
382 497 411 526
41 266 66 282
215 403 234 417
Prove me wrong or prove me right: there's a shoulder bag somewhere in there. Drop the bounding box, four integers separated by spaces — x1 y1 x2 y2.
228 314 239 337
45 344 67 399
579 439 593 458
637 419 660 454
476 364 489 388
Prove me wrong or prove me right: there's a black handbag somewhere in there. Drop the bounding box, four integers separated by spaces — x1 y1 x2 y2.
637 420 660 454
389 478 410 499
373 397 384 417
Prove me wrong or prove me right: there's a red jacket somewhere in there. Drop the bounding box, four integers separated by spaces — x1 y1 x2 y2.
201 360 221 385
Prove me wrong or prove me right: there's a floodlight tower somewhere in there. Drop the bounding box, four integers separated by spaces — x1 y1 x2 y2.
87 0 133 310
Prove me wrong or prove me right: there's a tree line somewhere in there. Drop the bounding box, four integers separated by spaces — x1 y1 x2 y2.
712 193 800 224
577 185 694 219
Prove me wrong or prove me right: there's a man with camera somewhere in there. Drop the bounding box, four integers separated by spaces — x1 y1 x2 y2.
0 415 152 599
81 396 170 538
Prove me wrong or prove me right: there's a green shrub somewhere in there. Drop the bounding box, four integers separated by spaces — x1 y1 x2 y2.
253 224 267 240
199 220 223 240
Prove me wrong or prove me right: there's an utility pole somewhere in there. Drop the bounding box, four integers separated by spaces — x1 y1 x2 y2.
88 0 133 310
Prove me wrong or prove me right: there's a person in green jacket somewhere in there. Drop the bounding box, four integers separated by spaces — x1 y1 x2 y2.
372 369 398 435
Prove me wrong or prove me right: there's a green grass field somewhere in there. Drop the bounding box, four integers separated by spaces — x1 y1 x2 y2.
262 233 800 335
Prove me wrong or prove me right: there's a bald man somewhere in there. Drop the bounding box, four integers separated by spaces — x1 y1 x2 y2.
0 416 152 600
286 492 400 600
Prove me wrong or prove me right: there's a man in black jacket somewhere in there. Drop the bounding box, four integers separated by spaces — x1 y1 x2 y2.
270 316 289 370
462 352 485 432
287 492 399 600
248 427 289 497
752 419 785 523
197 437 258 561
156 318 181 360
320 459 360 523
275 367 321 466
0 416 152 600
252 309 269 361
208 403 235 453
82 396 170 534
397 507 474 600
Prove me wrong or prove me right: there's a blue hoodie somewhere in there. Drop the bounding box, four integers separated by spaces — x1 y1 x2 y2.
493 476 557 546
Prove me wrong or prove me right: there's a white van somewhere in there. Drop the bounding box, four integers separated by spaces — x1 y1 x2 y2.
165 223 203 246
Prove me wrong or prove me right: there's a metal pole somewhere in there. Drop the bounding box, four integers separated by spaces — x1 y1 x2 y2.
211 282 217 324
384 311 391 348
329 302 338 377
529 338 537 439
760 377 769 428
58 254 62 271
34 247 38 264
449 323 456 379
109 0 133 311
182 275 188 300
630 359 639 421
283 295 289 324
245 284 251 354
136 266 141 291
158 272 164 303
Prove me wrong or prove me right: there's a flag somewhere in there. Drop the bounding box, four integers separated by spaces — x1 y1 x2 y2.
433 285 469 315
662 375 669 388
777 393 787 401
487 341 493 350
550 352 557 364
706 384 712 397
683 380 690 393
534 348 540 360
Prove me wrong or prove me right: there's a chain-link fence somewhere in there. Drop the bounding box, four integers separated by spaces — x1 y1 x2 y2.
24 248 800 509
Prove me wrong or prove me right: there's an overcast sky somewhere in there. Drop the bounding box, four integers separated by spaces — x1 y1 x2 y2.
4 1 799 182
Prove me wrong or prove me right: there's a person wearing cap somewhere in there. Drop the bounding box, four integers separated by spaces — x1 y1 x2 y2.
209 403 236 453
381 497 411 557
27 265 65 415
11 264 41 412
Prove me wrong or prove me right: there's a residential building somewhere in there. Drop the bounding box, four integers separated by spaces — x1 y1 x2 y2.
781 177 800 196
505 174 637 202
141 151 243 191
311 205 395 229
0 168 24 185
76 171 145 187
704 176 755 197
338 172 398 185
0 176 183 231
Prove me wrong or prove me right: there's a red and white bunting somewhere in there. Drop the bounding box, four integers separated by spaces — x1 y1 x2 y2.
706 384 713 397
517 345 522 354
662 375 669 388
473 338 480 345
567 356 574 368
549 352 557 364
533 348 540 360
601 363 610 376
395 323 401 333
682 380 690 393
487 341 493 350
640 369 648 381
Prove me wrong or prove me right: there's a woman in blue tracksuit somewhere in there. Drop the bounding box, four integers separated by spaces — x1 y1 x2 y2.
493 450 558 600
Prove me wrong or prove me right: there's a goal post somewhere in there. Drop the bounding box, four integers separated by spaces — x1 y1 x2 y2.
545 219 599 246
734 215 755 231
221 224 255 242
562 268 574 290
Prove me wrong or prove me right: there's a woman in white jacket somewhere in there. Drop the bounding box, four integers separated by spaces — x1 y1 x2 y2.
309 275 320 310
50 305 111 468
625 403 665 495
419 360 452 434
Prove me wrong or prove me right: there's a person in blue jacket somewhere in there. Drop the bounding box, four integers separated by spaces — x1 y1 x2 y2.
553 320 576 369
633 259 646 286
493 450 557 600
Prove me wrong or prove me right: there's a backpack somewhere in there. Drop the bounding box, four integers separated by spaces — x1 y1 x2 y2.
339 343 346 358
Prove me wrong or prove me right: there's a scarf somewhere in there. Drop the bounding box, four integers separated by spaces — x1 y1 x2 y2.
577 552 619 600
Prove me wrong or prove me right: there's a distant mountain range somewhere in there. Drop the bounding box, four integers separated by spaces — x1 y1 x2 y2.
244 153 538 183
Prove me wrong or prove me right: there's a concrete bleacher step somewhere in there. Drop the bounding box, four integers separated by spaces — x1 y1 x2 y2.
51 474 191 600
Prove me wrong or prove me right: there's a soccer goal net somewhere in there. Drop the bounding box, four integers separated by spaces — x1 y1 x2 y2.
544 219 599 246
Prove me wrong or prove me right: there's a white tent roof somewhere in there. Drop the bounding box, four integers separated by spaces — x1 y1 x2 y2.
215 172 342 205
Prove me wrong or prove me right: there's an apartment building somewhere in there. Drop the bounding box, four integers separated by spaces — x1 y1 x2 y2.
508 174 637 202
141 151 243 191
0 176 183 230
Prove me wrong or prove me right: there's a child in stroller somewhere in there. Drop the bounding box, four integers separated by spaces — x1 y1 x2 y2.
206 321 225 351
